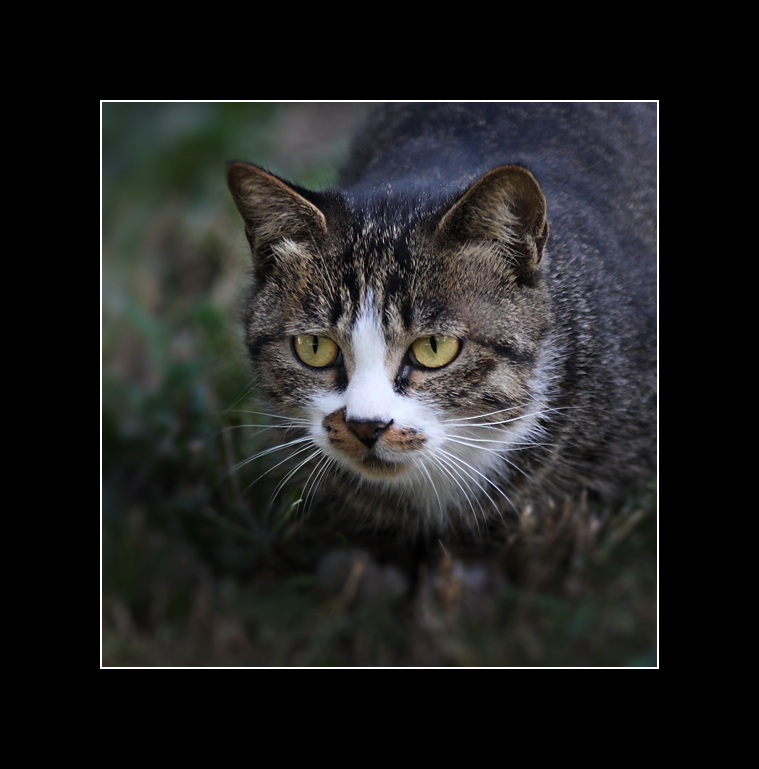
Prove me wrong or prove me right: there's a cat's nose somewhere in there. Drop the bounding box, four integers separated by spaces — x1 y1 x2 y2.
346 418 393 449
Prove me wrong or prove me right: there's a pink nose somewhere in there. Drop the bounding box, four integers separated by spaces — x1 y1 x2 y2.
346 419 393 449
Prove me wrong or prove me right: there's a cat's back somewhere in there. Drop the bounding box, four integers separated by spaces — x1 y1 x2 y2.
341 102 655 205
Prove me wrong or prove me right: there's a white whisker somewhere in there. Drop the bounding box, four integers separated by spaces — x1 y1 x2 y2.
302 455 336 514
443 405 573 429
269 448 322 508
438 448 512 520
227 408 311 425
446 434 549 453
222 380 261 414
241 441 318 499
231 435 312 475
441 404 525 424
411 455 445 528
220 424 306 443
429 450 484 531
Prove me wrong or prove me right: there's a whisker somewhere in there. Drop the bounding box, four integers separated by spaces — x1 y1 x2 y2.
446 434 509 448
411 455 445 528
226 408 311 425
302 455 335 514
220 424 307 441
222 379 261 414
429 451 484 531
438 450 500 508
443 405 574 429
225 438 313 509
446 433 538 482
441 404 525 424
438 448 512 520
238 441 319 503
446 434 550 452
231 435 312 475
268 447 322 508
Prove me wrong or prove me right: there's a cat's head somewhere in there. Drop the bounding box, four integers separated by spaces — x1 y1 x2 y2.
227 162 553 533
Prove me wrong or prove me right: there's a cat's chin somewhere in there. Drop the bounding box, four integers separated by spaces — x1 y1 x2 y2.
347 455 409 480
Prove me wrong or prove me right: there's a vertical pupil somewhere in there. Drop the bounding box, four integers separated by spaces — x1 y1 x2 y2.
311 336 319 355
430 336 438 354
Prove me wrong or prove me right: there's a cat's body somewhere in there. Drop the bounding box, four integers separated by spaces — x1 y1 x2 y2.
227 102 657 540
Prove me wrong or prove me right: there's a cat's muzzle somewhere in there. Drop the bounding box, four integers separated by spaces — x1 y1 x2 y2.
323 409 425 479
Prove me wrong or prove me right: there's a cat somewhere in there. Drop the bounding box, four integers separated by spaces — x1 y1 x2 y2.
226 102 657 540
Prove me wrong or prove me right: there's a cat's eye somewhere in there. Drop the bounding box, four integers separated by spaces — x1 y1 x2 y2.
293 335 341 368
409 335 460 369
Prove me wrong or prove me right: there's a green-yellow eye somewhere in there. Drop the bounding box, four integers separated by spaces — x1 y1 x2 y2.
409 335 460 369
293 335 341 368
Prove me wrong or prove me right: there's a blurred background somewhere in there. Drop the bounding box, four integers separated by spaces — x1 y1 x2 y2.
101 102 656 667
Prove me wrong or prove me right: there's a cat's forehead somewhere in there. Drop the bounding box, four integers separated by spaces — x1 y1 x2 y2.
346 201 419 268
314 205 419 332
282 190 510 340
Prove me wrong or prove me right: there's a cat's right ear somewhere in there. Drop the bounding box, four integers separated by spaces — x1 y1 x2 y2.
227 162 327 275
435 165 549 285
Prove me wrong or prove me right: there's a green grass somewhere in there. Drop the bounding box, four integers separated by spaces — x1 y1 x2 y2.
101 102 657 667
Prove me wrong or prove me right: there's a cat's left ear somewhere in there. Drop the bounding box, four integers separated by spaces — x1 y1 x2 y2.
227 162 327 275
436 165 549 284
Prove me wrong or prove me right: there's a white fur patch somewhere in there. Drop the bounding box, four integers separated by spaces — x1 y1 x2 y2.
344 297 396 423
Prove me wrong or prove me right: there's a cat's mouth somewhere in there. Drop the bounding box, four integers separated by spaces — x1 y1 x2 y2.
322 409 424 479
351 454 408 479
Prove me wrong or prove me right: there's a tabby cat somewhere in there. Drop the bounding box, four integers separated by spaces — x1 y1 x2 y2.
227 102 657 539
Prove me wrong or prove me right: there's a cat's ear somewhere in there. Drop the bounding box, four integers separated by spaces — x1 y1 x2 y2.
436 165 549 284
227 162 327 275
